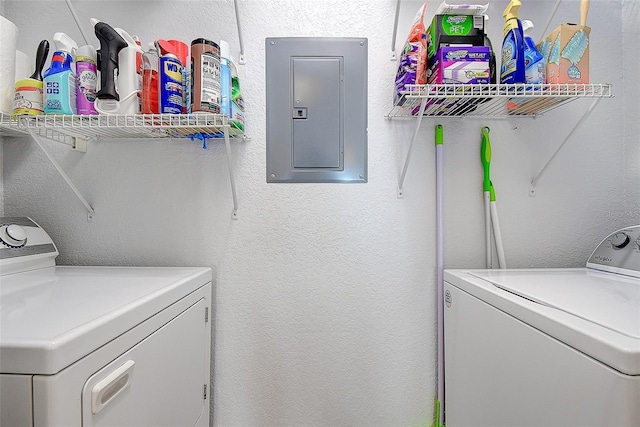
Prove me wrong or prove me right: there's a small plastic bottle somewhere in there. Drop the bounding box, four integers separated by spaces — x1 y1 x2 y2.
141 43 159 114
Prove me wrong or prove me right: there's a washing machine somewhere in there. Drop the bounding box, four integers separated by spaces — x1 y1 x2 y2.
444 225 640 427
0 217 212 427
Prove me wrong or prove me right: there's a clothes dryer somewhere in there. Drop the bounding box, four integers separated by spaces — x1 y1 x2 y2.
0 217 212 427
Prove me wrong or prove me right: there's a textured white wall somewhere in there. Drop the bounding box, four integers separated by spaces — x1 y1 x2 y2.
1 1 638 426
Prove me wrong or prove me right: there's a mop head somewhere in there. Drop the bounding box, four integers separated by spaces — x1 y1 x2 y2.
561 29 589 78
562 29 589 64
549 34 560 65
539 38 552 64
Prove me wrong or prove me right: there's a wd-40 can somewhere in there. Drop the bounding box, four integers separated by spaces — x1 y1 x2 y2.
159 54 183 114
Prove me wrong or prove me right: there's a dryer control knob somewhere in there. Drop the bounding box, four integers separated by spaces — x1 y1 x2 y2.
610 232 630 249
0 224 28 248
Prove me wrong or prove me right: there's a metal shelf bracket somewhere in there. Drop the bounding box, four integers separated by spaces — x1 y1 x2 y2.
529 97 602 196
222 126 239 220
398 97 428 198
234 0 246 65
27 129 96 222
391 0 401 61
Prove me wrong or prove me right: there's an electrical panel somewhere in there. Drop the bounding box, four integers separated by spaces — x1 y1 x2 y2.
266 37 368 183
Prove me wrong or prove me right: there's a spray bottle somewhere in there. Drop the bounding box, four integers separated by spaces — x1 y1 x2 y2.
75 44 98 114
500 0 525 84
92 18 142 114
141 42 159 114
43 33 78 115
522 20 545 84
219 40 232 119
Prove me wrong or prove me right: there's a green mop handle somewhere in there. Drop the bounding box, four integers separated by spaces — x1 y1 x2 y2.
481 126 491 192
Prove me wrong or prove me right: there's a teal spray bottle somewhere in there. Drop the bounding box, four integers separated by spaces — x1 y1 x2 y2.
500 0 526 84
44 33 78 114
522 20 545 84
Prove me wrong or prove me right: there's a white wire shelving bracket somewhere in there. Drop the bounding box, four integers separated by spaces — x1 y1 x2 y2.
388 83 614 196
28 128 96 222
234 0 245 65
2 113 243 220
391 0 402 61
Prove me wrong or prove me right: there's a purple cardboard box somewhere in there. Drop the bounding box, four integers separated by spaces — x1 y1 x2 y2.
428 46 491 84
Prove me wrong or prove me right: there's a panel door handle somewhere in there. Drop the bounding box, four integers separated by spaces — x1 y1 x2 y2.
91 360 135 414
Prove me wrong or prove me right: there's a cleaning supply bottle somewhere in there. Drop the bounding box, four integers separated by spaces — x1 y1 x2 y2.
92 18 142 115
219 40 232 119
141 42 159 114
168 40 189 114
500 0 526 84
75 44 98 115
229 58 244 132
43 33 78 114
522 20 546 84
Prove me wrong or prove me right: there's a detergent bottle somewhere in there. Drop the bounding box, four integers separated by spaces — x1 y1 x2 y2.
522 20 546 84
43 33 78 114
500 0 526 84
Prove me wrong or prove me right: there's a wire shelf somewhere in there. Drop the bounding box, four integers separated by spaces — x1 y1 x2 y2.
387 83 614 118
2 113 244 143
0 113 28 137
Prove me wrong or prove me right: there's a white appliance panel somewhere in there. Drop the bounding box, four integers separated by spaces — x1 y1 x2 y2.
469 269 640 339
81 299 208 427
0 216 213 427
444 282 640 427
1 266 210 375
445 268 640 376
31 282 211 427
0 374 33 426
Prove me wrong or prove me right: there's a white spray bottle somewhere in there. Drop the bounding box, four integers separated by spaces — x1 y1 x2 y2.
92 18 143 114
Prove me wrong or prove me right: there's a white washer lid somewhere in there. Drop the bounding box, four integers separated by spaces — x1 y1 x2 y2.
0 266 211 375
470 269 640 339
445 268 640 375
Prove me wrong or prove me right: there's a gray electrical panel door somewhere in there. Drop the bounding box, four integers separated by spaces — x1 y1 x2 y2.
266 37 367 183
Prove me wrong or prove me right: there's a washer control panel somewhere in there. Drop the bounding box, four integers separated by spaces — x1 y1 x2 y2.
0 217 58 275
587 225 640 278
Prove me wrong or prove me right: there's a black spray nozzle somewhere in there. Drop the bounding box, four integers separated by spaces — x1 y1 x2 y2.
93 20 128 101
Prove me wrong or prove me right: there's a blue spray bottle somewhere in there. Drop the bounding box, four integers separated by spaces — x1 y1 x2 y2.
522 20 545 84
500 0 526 84
44 33 78 114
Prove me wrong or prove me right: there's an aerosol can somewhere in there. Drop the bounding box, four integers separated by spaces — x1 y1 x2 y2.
92 18 143 114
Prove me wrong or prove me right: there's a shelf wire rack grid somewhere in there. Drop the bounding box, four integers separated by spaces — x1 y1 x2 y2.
6 113 244 143
0 112 28 137
387 83 614 118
